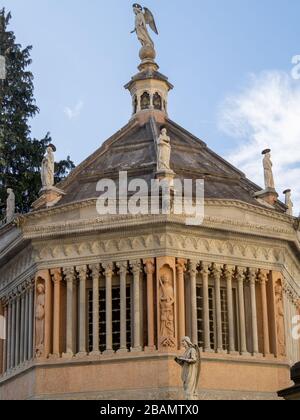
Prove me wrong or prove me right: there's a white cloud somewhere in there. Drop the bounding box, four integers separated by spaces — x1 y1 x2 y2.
64 100 84 120
219 70 300 214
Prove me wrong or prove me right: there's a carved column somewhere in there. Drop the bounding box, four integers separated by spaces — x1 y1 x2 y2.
117 262 129 353
258 270 270 356
20 288 26 364
3 303 8 374
103 262 114 355
0 300 4 375
10 296 16 368
270 272 286 358
212 263 223 353
236 267 249 355
23 284 29 362
189 260 198 346
14 290 21 367
28 282 34 360
248 268 259 355
177 259 187 346
63 267 77 357
144 259 156 351
52 269 63 357
77 265 88 356
200 262 211 352
7 300 12 370
130 260 142 352
89 264 101 356
224 265 235 353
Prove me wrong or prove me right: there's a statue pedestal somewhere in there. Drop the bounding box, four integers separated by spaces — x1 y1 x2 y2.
33 187 66 210
278 362 300 400
254 188 278 206
156 169 175 186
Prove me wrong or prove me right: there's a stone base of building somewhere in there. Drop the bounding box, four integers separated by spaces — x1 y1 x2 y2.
0 353 292 401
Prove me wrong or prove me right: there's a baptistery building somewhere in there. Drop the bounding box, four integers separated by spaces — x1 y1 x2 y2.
0 6 300 400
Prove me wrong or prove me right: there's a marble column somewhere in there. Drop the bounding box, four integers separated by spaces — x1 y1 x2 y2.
201 262 212 352
144 259 156 351
189 260 198 346
11 297 16 368
20 289 25 364
116 262 129 354
24 285 29 362
177 259 187 347
248 268 259 355
28 283 34 360
89 264 101 356
0 300 4 375
103 262 114 355
236 267 249 355
224 265 235 354
77 265 88 356
52 269 62 357
259 270 270 356
212 263 223 353
3 303 8 374
130 260 142 352
63 267 77 357
7 300 12 370
15 291 21 367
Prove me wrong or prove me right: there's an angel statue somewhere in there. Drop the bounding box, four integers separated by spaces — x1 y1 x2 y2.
131 4 158 49
175 337 201 401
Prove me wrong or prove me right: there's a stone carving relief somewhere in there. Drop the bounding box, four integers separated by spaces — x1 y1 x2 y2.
159 265 176 348
275 279 286 357
35 278 46 358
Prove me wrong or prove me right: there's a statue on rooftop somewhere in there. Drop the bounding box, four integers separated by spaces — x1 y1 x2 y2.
41 145 55 189
131 4 158 49
262 149 275 190
157 127 171 171
283 189 293 216
6 188 15 223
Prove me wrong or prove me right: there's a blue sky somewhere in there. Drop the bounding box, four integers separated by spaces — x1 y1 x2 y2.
2 0 300 211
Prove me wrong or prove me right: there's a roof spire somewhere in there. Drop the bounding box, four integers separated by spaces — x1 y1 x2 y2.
125 4 173 124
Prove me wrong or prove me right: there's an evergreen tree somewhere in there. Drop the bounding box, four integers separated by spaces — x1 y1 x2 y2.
0 9 75 220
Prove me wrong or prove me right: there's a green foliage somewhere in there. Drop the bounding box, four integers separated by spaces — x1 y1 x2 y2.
0 9 75 219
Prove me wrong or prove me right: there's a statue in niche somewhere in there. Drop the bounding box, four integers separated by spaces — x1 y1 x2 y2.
262 149 275 190
35 283 45 357
41 145 55 189
157 127 171 172
153 92 162 110
140 92 150 110
275 281 286 356
159 273 175 346
131 4 158 49
6 188 15 223
175 337 201 400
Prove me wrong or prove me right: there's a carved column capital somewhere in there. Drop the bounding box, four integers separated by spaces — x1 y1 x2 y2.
176 259 187 276
236 266 246 283
258 269 269 285
130 260 142 277
144 259 155 276
76 265 88 282
211 263 222 279
117 261 128 276
63 267 76 282
51 268 63 284
89 264 101 279
222 265 233 281
248 268 258 285
102 262 114 278
189 259 199 276
199 261 210 276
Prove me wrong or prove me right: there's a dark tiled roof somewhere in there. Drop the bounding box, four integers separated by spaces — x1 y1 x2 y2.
54 117 286 212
